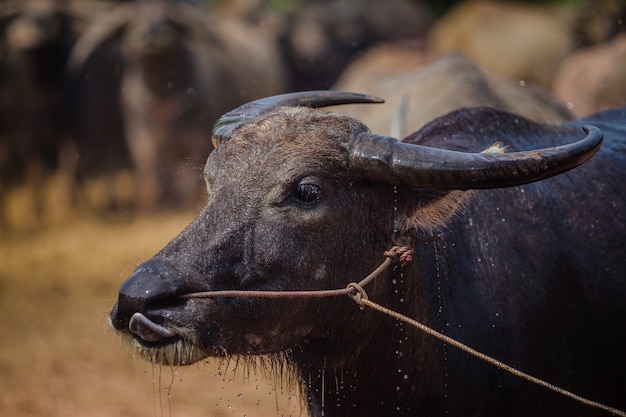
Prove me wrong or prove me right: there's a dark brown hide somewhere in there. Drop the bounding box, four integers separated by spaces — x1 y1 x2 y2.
110 96 626 417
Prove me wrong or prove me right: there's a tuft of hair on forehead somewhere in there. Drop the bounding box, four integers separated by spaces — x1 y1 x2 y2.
232 106 371 148
207 106 371 185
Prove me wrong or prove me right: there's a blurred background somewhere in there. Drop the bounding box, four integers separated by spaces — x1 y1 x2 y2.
0 0 623 415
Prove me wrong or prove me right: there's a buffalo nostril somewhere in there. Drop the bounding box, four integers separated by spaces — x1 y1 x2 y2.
119 263 176 300
111 293 149 330
111 261 182 330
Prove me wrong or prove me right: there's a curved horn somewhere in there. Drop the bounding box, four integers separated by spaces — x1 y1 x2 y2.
349 125 602 190
211 91 384 147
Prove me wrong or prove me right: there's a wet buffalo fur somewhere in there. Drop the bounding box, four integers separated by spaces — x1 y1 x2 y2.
111 105 626 417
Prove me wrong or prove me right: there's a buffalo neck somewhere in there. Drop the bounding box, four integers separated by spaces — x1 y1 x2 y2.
289 261 442 417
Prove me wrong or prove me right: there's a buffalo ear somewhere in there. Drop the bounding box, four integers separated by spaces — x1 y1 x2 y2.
396 189 470 233
393 142 507 232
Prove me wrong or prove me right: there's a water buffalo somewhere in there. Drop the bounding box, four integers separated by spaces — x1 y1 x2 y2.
553 33 626 117
427 0 579 88
333 52 573 137
0 0 83 224
110 91 625 417
67 0 286 211
279 0 432 90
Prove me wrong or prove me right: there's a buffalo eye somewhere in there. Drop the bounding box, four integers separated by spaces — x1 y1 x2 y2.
294 183 322 205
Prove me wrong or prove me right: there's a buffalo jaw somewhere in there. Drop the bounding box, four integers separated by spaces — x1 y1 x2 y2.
111 305 316 366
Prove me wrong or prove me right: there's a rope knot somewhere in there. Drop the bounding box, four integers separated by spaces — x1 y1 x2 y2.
384 246 414 266
347 282 368 310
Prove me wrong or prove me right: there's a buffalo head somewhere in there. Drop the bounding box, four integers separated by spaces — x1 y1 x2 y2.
109 91 601 367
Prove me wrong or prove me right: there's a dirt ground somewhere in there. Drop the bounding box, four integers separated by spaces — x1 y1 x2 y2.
0 209 306 417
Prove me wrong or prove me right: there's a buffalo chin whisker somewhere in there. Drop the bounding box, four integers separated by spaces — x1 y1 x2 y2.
121 334 201 366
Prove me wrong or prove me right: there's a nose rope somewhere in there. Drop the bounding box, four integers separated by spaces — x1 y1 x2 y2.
179 246 412 300
179 246 625 417
350 295 626 417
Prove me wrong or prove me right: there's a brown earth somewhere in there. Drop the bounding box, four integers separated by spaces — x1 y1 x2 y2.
0 209 306 417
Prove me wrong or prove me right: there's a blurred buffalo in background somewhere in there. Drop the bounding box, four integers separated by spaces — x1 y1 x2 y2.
0 0 624 232
0 0 88 226
332 52 573 137
553 33 626 117
427 0 625 89
66 0 287 212
427 1 580 88
331 0 623 135
277 0 433 90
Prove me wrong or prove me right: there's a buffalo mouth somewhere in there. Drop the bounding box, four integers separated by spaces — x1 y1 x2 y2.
117 321 207 366
110 299 212 366
129 312 176 343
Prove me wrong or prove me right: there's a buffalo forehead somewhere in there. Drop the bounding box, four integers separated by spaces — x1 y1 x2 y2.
204 108 362 183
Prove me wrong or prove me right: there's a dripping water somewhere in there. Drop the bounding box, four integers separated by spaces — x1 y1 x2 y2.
211 356 303 416
393 185 399 222
149 361 176 417
395 265 407 394
432 241 449 415
164 364 176 417
150 363 158 417
321 357 327 416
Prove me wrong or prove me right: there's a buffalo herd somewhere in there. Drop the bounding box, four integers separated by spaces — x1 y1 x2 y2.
1 0 624 225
